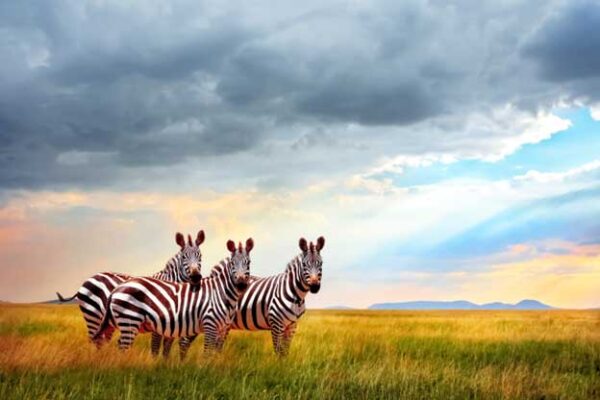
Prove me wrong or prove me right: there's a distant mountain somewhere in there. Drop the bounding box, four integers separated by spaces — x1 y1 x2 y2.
512 299 553 310
368 299 554 310
323 305 355 310
480 302 510 310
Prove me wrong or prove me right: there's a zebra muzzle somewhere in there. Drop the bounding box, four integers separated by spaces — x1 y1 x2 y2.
235 280 249 291
308 283 321 293
234 274 250 290
190 271 202 284
308 275 320 293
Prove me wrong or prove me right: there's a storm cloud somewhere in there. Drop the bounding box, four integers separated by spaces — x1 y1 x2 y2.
524 1 600 82
0 0 598 190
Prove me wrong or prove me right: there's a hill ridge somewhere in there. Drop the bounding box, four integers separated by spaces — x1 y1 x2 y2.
368 299 554 310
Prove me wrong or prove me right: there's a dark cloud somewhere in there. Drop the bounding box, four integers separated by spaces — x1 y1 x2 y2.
217 45 303 107
0 0 595 191
524 1 600 82
298 78 437 125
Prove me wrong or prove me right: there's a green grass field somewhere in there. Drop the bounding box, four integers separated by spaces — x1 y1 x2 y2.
0 304 599 399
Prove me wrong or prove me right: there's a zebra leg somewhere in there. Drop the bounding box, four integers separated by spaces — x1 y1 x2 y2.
203 329 219 354
215 325 230 351
179 336 198 360
151 332 162 357
280 323 297 357
162 337 174 359
270 326 285 356
103 327 116 342
117 323 140 351
220 328 230 351
217 335 228 351
268 314 285 355
80 305 103 343
91 322 116 349
93 326 116 349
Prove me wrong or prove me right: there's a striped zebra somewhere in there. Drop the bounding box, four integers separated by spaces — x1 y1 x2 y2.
226 236 324 356
93 238 253 353
56 230 205 357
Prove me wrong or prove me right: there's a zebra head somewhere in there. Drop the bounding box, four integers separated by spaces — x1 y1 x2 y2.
226 238 253 291
299 236 325 294
175 230 205 284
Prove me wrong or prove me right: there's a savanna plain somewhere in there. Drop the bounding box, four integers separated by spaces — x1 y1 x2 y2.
0 304 598 399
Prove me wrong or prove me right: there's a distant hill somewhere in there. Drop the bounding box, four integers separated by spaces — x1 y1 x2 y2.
368 299 554 310
323 305 355 310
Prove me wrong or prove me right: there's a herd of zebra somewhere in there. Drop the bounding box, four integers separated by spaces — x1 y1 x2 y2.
56 230 325 358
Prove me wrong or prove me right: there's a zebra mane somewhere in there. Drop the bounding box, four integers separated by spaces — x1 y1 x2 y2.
285 254 303 273
208 258 230 278
160 251 181 273
150 251 182 281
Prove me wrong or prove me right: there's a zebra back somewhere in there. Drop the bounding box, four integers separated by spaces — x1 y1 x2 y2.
101 255 246 342
71 230 205 343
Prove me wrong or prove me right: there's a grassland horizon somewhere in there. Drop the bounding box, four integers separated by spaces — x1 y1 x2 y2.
1 304 598 399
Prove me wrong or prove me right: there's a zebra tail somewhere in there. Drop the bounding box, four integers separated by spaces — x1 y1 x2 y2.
56 291 77 302
92 302 113 342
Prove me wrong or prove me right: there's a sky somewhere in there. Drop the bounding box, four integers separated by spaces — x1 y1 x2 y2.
0 0 598 308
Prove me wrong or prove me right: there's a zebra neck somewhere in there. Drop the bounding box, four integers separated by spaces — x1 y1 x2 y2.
208 258 229 278
285 255 309 301
210 259 241 307
151 252 182 282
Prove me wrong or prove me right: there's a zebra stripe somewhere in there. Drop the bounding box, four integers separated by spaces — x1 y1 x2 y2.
94 238 253 353
74 272 132 339
228 236 324 356
147 233 204 358
56 230 205 353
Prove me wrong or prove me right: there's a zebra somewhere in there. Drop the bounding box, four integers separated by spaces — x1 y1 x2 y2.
210 236 325 357
93 238 253 354
56 230 205 357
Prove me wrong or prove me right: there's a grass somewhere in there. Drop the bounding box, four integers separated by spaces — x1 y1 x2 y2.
0 304 599 399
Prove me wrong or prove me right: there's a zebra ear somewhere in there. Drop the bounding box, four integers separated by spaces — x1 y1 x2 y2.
195 230 205 246
246 238 254 253
316 236 325 252
299 238 308 253
176 232 185 249
227 240 236 253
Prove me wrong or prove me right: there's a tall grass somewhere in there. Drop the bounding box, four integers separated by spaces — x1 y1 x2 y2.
1 304 599 399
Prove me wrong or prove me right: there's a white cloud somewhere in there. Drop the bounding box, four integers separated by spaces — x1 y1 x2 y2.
438 105 572 162
338 105 572 193
514 159 600 183
590 104 600 121
366 154 457 176
483 109 572 162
